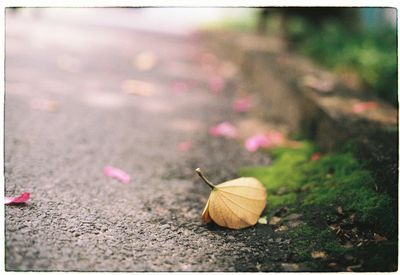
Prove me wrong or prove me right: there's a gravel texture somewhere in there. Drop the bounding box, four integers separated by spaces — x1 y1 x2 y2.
5 10 292 271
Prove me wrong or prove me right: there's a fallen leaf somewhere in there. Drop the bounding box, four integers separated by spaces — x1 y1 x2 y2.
196 168 267 229
311 251 327 259
232 98 252 113
352 101 378 113
121 79 155 96
208 75 225 93
5 192 30 205
104 166 130 184
134 51 157 71
311 152 321 161
177 141 192 152
209 122 238 139
373 233 387 242
258 216 268 224
31 99 59 112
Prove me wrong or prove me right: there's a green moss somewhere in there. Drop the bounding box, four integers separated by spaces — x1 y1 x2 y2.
239 142 395 236
288 225 350 262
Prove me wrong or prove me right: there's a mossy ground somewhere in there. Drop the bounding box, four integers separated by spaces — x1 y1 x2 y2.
239 142 397 271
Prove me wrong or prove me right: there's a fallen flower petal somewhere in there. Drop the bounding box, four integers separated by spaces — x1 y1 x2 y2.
104 166 130 184
266 131 284 145
171 81 189 94
233 98 252 113
209 122 238 139
208 75 225 93
31 99 59 112
311 152 321 161
352 101 378 113
177 141 193 152
5 192 30 205
245 132 285 152
245 134 270 152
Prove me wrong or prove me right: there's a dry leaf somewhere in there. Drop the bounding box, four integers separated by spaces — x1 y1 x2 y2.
373 233 387 242
311 251 327 259
196 168 267 229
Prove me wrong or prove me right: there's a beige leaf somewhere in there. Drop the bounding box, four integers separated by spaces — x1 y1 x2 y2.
196 168 267 229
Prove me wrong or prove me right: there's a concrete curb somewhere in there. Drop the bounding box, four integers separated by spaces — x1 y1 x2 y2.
200 30 398 194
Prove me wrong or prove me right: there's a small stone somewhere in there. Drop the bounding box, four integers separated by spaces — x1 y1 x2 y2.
227 236 235 241
258 216 268 224
160 224 171 230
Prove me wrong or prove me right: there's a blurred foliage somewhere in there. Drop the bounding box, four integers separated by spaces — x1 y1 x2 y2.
200 10 258 32
286 17 397 105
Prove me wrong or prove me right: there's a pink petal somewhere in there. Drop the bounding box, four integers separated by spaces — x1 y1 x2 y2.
209 122 238 139
208 75 225 93
245 134 271 152
266 131 284 145
245 132 285 152
171 81 189 94
311 153 321 161
177 141 193 152
5 192 30 205
233 98 252 113
104 166 130 184
352 101 378 113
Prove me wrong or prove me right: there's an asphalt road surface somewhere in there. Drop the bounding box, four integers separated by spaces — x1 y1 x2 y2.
5 9 292 271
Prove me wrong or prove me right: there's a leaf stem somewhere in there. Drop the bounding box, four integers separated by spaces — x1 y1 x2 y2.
195 168 216 190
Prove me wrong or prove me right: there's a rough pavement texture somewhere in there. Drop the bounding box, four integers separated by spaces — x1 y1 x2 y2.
5 11 293 271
